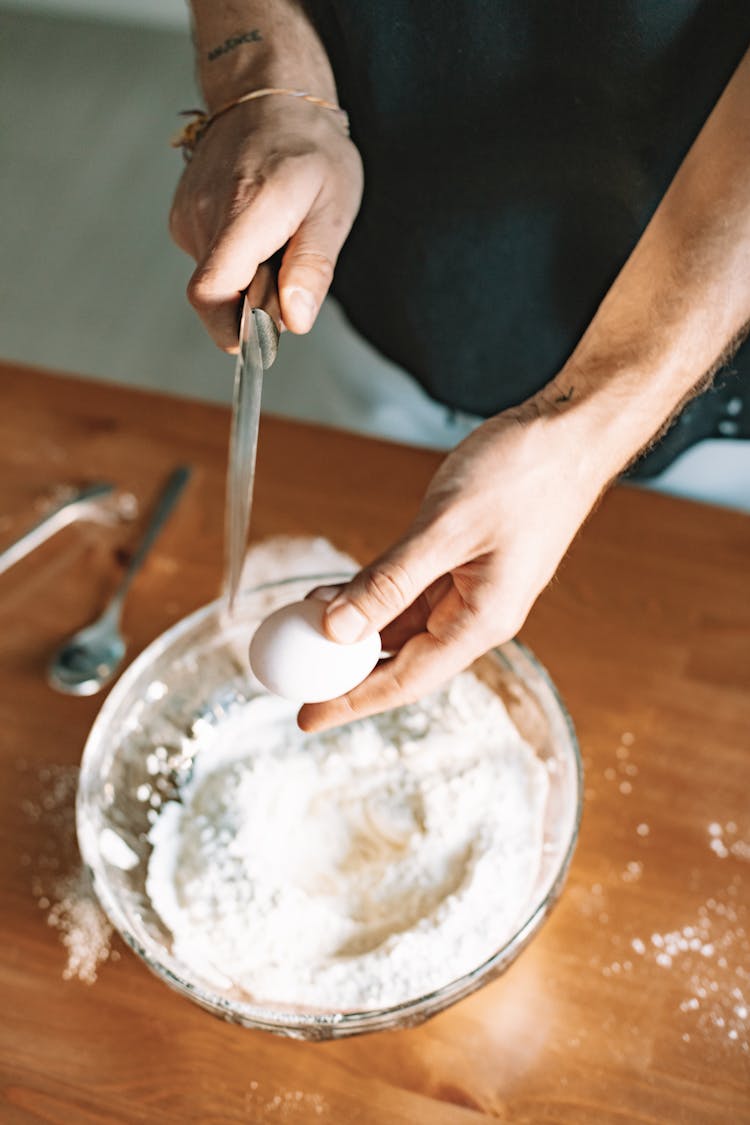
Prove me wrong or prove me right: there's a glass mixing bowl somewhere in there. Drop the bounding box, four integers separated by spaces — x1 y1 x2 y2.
77 574 582 1040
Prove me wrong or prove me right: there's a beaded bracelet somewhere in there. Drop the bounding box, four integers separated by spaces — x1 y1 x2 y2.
172 87 350 160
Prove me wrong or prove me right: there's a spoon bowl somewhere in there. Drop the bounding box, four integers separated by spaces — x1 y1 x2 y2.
47 466 191 697
48 614 126 695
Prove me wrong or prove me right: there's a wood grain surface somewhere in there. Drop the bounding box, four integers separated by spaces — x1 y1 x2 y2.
1 362 748 1124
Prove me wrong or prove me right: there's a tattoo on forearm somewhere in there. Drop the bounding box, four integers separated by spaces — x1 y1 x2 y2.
207 29 262 62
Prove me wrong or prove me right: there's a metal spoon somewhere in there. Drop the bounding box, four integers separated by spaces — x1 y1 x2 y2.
0 482 137 578
48 466 191 696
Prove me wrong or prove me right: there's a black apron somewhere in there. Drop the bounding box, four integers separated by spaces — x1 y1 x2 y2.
311 1 750 433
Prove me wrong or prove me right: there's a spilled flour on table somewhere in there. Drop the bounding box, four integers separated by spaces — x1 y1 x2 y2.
707 820 750 863
20 761 115 982
45 866 114 983
245 1081 328 1120
624 892 750 1051
578 730 750 1055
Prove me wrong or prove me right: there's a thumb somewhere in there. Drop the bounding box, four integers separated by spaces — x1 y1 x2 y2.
278 194 352 333
323 528 457 644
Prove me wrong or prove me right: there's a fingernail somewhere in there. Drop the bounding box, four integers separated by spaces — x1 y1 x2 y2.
285 286 316 332
325 600 368 644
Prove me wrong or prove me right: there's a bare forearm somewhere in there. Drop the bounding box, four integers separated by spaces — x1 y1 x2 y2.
189 1 337 110
542 48 750 479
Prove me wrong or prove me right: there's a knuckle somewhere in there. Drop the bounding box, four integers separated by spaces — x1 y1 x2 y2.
186 268 220 308
225 173 265 220
186 273 206 308
380 669 416 707
292 248 335 286
171 169 214 224
276 146 324 176
193 189 217 225
387 666 420 705
360 561 415 613
337 691 363 721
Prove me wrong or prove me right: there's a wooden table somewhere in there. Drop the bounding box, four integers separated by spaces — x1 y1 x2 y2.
1 362 748 1124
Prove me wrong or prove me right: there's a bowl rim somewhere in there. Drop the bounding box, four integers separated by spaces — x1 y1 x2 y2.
77 572 584 1035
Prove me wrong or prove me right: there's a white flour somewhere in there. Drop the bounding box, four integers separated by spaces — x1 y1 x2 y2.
146 671 549 1010
22 763 116 983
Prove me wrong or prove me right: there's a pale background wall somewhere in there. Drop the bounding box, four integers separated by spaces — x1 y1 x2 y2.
0 0 188 28
1 1 748 509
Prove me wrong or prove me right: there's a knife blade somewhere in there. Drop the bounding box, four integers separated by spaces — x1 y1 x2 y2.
224 296 279 611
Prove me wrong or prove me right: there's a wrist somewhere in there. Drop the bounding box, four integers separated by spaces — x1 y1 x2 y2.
198 52 338 114
190 4 338 112
534 346 696 487
526 365 653 489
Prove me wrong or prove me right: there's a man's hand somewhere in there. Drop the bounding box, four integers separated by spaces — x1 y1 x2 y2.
170 95 363 349
173 0 362 349
300 45 750 732
298 393 606 732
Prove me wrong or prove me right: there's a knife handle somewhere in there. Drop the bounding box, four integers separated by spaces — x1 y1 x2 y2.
246 248 284 347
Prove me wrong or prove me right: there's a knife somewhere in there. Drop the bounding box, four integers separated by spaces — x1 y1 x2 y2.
224 294 279 611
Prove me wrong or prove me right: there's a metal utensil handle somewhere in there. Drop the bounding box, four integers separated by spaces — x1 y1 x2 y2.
108 466 191 615
0 481 115 578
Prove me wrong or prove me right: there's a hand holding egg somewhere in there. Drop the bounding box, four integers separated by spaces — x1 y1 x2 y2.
249 598 382 704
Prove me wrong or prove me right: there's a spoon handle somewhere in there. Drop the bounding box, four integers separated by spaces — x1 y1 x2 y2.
108 466 192 616
0 482 116 577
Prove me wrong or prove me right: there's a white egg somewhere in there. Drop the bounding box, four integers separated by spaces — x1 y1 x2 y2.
248 598 382 704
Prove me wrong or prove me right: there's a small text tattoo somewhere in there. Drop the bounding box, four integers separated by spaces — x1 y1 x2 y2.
207 29 262 62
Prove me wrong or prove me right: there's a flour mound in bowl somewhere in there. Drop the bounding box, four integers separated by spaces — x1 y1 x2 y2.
146 671 549 1010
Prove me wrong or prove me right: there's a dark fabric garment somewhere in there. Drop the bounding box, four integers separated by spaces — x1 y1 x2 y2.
311 1 750 424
